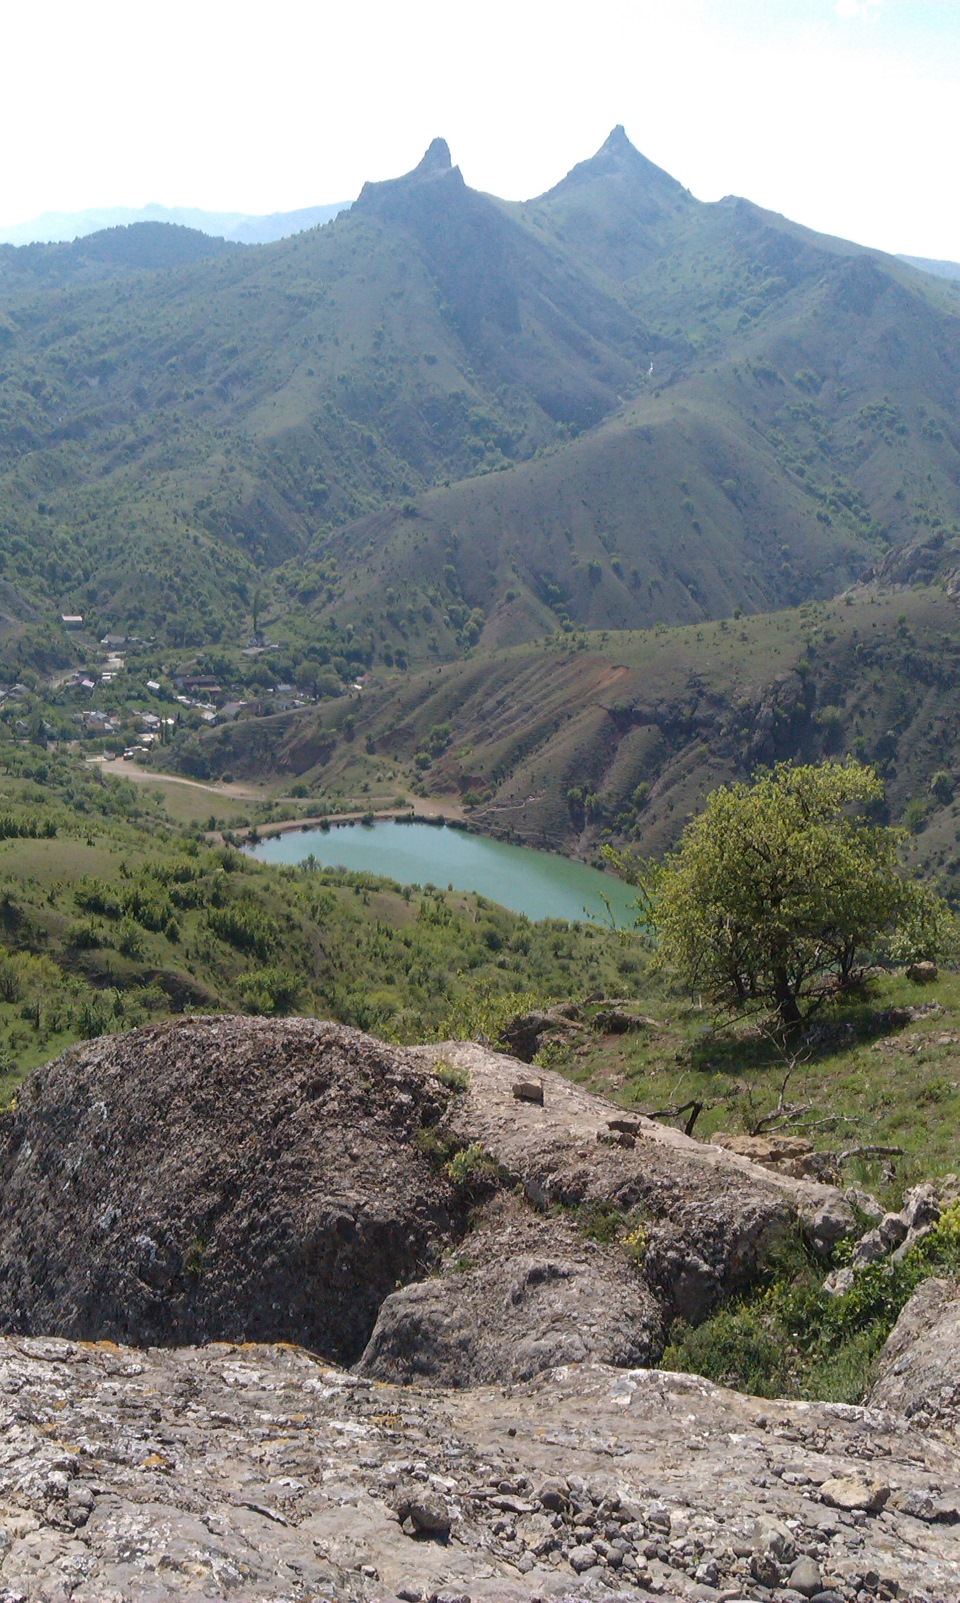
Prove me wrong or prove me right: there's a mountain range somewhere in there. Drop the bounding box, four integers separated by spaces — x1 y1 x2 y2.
2 126 960 864
0 200 349 248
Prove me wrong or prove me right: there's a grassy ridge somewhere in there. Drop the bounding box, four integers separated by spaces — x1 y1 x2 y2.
195 576 960 901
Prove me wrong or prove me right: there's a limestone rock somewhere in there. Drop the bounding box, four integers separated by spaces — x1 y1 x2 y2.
868 1276 960 1429
357 1196 661 1386
711 1132 814 1169
393 1490 455 1536
416 1039 858 1321
819 1475 890 1513
0 1016 461 1361
591 1005 659 1034
0 1016 861 1383
497 1008 584 1062
0 1342 938 1601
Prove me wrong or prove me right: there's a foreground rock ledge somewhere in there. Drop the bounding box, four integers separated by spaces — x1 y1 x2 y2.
0 1017 855 1367
0 1337 955 1603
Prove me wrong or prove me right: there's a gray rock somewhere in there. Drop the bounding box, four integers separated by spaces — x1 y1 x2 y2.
851 1228 887 1267
844 1186 884 1224
789 1555 822 1595
0 1016 862 1376
822 1266 855 1296
805 1194 858 1256
900 1182 941 1231
753 1515 795 1561
537 1477 569 1512
417 1038 857 1324
357 1195 662 1386
569 1543 597 1572
878 1212 908 1248
0 1017 462 1361
868 1276 960 1430
497 1010 584 1062
394 1490 455 1535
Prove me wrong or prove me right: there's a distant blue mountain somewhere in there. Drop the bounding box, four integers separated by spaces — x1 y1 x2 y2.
899 255 960 282
0 200 350 247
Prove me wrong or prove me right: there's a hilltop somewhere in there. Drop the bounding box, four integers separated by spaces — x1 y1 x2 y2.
0 1014 957 1600
0 198 348 247
0 128 958 660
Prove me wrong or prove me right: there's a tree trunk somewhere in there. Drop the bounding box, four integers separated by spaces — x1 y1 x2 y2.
773 969 802 1026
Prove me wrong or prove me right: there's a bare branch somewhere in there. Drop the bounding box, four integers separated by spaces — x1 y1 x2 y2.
837 1143 905 1164
645 1098 705 1137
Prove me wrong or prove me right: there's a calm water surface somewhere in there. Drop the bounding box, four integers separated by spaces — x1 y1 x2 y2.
251 820 641 926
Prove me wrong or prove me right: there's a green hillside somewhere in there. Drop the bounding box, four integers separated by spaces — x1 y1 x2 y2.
196 555 960 895
0 129 958 661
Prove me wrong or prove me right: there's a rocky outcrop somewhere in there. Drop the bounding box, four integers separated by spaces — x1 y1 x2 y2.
357 1195 662 1386
413 1039 857 1321
0 1019 956 1597
497 1004 585 1062
825 1182 944 1294
868 1276 960 1432
0 1016 461 1360
0 1337 956 1602
0 1017 856 1369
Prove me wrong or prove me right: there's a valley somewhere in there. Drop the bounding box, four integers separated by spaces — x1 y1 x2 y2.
2 119 960 1603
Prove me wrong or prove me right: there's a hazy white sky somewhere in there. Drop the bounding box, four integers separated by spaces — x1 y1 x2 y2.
3 0 959 257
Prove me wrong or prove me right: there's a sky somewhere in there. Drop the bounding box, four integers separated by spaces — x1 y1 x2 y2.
3 0 959 258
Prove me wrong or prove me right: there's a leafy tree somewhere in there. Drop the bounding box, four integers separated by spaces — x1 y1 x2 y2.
619 760 950 1024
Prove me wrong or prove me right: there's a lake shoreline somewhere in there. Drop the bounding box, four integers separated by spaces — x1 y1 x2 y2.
247 802 465 840
247 817 640 927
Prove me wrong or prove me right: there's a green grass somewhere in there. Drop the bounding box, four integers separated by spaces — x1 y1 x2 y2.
663 1203 960 1404
537 965 960 1202
132 779 253 827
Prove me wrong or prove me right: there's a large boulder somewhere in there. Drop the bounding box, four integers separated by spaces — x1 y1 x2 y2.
358 1195 662 1386
0 1017 859 1373
0 1016 460 1359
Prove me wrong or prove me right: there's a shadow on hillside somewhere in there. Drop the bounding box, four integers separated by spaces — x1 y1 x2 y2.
689 990 939 1077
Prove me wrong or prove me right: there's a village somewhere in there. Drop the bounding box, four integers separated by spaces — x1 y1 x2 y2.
0 613 360 766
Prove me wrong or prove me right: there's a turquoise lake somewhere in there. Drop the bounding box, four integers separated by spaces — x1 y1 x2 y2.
250 819 641 926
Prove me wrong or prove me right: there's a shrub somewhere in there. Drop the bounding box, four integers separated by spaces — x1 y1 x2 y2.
235 966 300 1015
445 1141 498 1189
205 900 277 959
664 1203 960 1404
433 1058 470 1092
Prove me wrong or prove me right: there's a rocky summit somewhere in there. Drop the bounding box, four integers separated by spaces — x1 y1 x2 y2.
0 1018 850 1362
0 1017 955 1600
